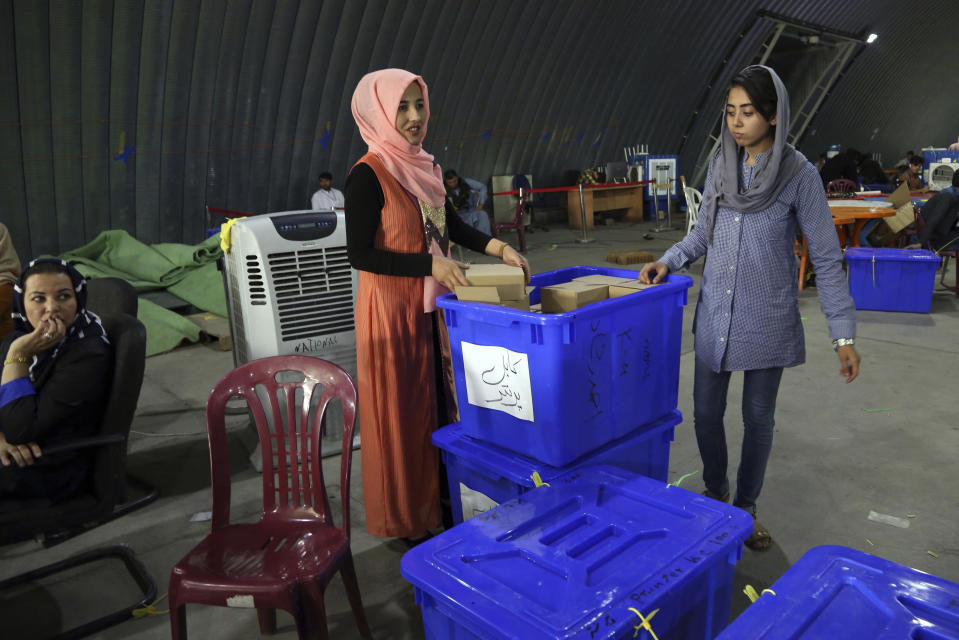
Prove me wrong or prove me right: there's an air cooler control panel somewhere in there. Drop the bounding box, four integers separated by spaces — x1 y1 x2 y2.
271 210 338 241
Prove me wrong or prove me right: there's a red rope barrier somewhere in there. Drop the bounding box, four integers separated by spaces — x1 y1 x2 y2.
207 206 256 217
493 179 653 196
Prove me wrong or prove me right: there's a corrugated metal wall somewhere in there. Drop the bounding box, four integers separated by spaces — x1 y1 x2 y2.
1 0 955 258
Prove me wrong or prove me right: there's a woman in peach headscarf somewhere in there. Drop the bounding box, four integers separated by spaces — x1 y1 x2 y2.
346 69 528 541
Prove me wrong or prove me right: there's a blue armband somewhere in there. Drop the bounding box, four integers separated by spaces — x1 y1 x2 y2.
0 377 35 408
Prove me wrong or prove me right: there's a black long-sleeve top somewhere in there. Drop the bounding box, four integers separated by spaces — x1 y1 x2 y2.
918 191 959 250
345 162 492 275
0 334 112 449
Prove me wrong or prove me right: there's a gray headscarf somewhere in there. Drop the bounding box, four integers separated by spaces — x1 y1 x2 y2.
699 65 808 243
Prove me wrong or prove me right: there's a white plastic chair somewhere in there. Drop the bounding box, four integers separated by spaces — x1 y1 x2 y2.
681 176 702 236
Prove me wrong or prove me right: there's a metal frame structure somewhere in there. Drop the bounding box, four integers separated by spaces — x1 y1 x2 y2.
685 11 871 188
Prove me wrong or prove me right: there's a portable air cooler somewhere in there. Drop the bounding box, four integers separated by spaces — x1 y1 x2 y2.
221 210 358 455
927 162 956 191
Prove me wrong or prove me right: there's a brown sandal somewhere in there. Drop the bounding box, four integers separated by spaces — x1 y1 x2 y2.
745 519 772 551
702 489 730 503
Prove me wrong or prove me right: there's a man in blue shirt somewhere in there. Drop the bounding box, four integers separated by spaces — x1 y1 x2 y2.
444 170 491 235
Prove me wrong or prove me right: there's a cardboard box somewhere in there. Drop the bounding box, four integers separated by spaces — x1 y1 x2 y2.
499 299 531 311
454 286 503 304
883 183 915 233
608 281 661 298
571 275 636 286
186 313 232 351
454 285 535 311
464 264 526 300
541 282 609 313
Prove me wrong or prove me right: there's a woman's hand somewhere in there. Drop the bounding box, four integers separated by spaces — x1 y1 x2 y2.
837 345 860 383
432 256 470 290
639 261 669 284
8 315 67 361
0 432 42 468
501 246 530 283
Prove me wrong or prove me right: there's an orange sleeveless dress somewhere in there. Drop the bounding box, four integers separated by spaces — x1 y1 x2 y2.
353 152 442 538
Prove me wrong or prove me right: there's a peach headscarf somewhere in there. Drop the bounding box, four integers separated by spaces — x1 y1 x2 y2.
351 69 446 208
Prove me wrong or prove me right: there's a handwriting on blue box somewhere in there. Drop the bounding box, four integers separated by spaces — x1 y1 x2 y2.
462 342 533 422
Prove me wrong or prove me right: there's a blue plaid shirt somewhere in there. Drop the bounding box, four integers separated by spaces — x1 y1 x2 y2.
662 155 856 372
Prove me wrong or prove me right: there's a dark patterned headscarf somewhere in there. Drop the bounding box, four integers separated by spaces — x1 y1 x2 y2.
10 258 109 383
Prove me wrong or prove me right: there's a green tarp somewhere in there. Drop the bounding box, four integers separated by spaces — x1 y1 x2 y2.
60 230 227 356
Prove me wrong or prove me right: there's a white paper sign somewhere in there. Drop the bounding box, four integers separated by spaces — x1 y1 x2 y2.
461 341 534 422
459 482 500 521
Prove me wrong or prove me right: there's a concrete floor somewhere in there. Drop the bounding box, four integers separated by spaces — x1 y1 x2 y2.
2 214 958 639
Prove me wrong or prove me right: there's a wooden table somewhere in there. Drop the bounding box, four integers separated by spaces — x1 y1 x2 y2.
827 201 897 247
567 184 644 229
830 213 855 247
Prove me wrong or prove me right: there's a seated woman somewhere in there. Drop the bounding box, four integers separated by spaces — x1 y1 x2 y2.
0 259 112 501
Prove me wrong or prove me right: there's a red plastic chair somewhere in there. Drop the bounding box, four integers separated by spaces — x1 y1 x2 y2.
491 191 528 252
825 178 857 195
168 355 371 640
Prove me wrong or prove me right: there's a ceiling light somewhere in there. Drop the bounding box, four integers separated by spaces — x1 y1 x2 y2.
866 33 878 44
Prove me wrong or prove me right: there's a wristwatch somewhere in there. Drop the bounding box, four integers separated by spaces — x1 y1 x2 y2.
832 338 855 351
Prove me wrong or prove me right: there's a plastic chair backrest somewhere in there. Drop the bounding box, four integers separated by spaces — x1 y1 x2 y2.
681 177 702 234
205 355 357 536
826 179 857 194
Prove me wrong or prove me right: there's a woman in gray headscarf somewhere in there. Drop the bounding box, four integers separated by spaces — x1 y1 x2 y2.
641 66 860 551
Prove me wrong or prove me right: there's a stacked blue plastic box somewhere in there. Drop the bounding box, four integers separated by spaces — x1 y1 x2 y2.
433 265 693 524
716 545 959 638
401 266 760 639
403 264 959 639
402 467 755 639
845 248 941 313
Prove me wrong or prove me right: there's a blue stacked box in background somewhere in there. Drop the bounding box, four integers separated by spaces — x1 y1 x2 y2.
436 266 692 466
845 248 940 313
434 410 681 524
922 148 959 167
402 466 754 640
717 545 959 639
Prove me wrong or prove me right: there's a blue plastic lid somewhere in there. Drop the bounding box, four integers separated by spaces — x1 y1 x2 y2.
845 247 941 263
402 466 753 639
432 410 682 486
717 545 959 639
